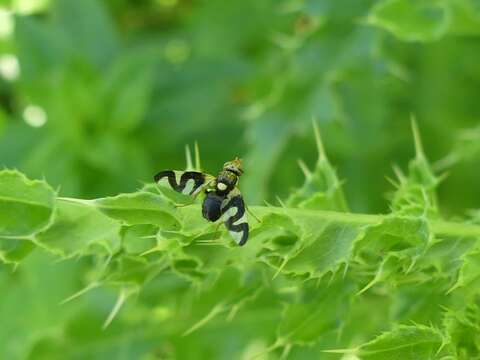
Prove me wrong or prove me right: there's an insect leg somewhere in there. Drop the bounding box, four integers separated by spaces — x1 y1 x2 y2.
172 176 215 208
174 190 202 208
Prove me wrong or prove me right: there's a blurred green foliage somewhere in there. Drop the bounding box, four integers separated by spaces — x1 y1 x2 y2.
1 0 480 359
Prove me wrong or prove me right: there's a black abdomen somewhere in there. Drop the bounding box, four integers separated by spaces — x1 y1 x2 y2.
202 193 223 222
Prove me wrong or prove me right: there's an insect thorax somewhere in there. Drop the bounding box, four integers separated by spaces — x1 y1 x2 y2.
215 170 237 195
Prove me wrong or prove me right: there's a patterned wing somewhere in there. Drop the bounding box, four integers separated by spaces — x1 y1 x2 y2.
154 170 213 196
221 188 249 246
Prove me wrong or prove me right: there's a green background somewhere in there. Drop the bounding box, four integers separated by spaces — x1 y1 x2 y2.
1 0 480 359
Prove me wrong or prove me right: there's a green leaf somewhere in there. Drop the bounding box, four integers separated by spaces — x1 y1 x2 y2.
446 0 480 36
278 278 353 345
287 121 349 212
242 119 292 204
0 238 35 264
0 108 6 135
0 170 55 237
443 308 480 360
390 121 439 218
449 247 480 299
36 199 121 256
52 0 119 67
100 52 155 132
1 132 480 356
367 0 448 42
180 268 262 336
106 255 155 285
121 224 158 255
0 252 86 360
94 192 180 230
356 215 429 255
14 16 66 80
350 325 450 359
281 218 362 278
439 126 480 168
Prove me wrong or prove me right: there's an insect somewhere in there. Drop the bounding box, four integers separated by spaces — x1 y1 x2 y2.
154 157 249 246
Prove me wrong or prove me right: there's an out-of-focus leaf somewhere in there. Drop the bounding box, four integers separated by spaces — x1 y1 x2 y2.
14 16 66 80
447 0 480 36
278 278 353 346
0 252 84 360
100 51 155 132
368 0 480 40
242 118 292 204
367 0 448 42
0 108 6 135
52 0 119 67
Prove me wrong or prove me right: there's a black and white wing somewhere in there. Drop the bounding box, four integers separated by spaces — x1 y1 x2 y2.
221 188 249 246
154 170 214 196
